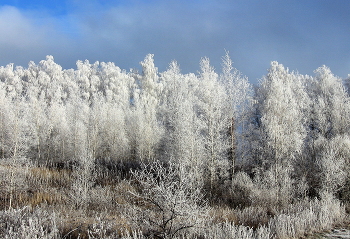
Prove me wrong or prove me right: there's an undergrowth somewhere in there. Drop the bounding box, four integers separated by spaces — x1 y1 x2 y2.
0 159 348 239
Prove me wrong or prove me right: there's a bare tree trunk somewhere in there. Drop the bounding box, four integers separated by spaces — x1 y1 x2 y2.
229 117 236 181
9 115 19 209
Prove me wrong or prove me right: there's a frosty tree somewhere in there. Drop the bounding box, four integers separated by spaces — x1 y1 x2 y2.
254 61 309 206
197 57 230 190
256 61 307 167
161 61 205 188
306 66 350 195
131 54 164 162
220 51 253 179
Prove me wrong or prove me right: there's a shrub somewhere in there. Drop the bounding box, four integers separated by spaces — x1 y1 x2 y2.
0 206 59 239
125 160 210 239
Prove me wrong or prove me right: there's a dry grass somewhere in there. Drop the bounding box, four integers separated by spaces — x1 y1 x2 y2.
210 206 238 224
0 159 348 239
59 210 132 239
0 163 71 209
208 205 274 229
28 167 72 188
0 189 67 209
235 205 275 228
0 160 136 238
23 190 67 207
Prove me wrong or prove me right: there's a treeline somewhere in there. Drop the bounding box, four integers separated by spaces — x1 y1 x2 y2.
0 53 350 238
1 54 350 200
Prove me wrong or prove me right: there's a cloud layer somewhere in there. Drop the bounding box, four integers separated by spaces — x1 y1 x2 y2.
0 0 349 83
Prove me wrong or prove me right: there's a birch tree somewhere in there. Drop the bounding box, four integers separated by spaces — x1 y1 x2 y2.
131 54 164 162
254 61 308 205
197 57 230 190
306 66 350 195
308 66 350 139
161 62 205 188
257 61 307 166
220 51 253 178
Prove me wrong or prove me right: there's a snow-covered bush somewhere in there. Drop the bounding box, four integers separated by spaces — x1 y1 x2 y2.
0 207 59 239
125 161 209 239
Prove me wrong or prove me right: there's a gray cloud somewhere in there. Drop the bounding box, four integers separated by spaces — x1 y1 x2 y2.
0 0 349 83
0 5 76 67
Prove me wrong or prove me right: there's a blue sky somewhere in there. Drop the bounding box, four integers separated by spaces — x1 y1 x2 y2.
0 0 349 83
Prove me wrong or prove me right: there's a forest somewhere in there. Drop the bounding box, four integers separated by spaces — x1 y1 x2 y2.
0 53 349 238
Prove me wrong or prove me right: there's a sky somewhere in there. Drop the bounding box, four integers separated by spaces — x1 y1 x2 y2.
0 0 349 84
